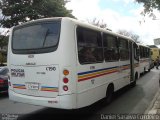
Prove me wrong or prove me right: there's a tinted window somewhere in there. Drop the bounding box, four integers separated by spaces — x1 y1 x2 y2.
12 21 61 54
77 27 103 64
140 46 143 58
103 34 119 62
77 27 102 47
147 48 150 57
133 43 139 61
140 46 145 58
119 38 129 61
140 46 150 58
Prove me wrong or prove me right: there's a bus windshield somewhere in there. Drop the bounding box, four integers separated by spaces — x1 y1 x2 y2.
12 21 61 54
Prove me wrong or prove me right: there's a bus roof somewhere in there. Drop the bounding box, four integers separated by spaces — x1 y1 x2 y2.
13 17 135 42
64 17 135 42
137 43 150 48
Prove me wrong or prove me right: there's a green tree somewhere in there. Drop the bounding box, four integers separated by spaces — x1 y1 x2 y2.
0 52 6 65
0 35 8 50
0 30 9 65
0 52 3 65
0 0 75 28
0 29 9 50
136 0 160 17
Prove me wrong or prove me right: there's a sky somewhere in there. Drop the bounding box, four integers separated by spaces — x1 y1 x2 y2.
1 0 160 45
66 0 160 45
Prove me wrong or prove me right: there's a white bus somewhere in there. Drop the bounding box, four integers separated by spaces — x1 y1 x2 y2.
8 17 139 109
138 44 151 74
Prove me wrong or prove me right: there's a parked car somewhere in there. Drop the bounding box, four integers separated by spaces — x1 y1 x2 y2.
0 67 9 93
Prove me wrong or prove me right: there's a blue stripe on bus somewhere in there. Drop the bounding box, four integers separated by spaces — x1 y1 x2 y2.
78 66 119 75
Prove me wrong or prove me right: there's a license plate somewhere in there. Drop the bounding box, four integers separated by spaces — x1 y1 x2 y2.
26 82 39 90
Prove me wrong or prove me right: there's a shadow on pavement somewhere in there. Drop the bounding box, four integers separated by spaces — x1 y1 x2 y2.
0 92 8 99
18 85 138 120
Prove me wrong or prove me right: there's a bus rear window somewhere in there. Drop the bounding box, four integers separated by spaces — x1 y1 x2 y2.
12 21 61 54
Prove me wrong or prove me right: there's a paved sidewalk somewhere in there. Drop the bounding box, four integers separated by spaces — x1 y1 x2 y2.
145 70 160 114
145 89 160 114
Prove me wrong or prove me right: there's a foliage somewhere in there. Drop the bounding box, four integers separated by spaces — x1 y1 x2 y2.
0 52 3 65
136 0 160 17
0 0 75 28
0 52 6 65
117 30 141 43
0 34 8 50
0 30 9 65
88 18 107 29
0 34 8 65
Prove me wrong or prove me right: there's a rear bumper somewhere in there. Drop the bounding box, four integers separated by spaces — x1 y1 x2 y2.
9 90 77 109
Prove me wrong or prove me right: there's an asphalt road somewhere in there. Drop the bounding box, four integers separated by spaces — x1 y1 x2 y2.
0 68 159 120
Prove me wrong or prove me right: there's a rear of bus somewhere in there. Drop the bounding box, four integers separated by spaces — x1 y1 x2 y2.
8 17 77 109
151 48 160 65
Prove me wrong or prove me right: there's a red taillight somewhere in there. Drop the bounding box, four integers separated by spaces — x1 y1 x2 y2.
0 79 4 84
63 78 69 83
63 85 68 91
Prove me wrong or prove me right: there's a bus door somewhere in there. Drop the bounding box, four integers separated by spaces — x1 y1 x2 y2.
129 42 134 82
118 38 131 85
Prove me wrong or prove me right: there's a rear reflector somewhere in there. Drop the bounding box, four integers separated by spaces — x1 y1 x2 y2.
63 85 68 91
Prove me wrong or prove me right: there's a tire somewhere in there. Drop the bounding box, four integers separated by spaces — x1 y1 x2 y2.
131 79 136 87
106 84 114 104
144 68 146 74
131 73 137 87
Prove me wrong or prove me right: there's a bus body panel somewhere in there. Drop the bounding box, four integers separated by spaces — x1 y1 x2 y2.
10 64 59 98
9 90 77 109
76 59 131 108
8 17 139 109
8 18 77 106
56 19 77 96
76 33 134 108
8 20 63 98
138 45 151 74
139 58 150 73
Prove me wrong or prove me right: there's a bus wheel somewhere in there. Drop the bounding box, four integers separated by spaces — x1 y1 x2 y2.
106 84 114 104
131 73 138 87
144 68 146 74
131 79 136 87
148 68 151 72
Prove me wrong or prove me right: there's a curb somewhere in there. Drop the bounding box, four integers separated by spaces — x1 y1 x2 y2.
144 70 160 114
144 88 160 114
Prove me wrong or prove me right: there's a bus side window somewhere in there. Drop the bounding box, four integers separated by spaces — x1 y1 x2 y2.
119 38 129 61
93 48 103 62
77 26 103 64
140 46 143 58
133 43 139 61
80 47 96 63
103 34 119 62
